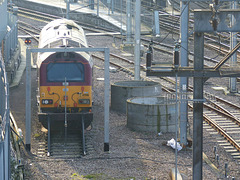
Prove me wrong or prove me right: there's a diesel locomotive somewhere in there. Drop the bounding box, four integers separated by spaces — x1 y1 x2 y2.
37 18 93 129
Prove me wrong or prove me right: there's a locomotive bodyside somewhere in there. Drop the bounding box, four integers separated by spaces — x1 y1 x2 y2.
37 19 93 129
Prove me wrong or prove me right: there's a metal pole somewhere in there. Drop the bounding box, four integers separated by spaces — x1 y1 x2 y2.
0 142 4 180
6 83 10 180
107 0 110 15
229 1 237 93
89 0 94 10
193 32 204 180
25 48 31 152
111 0 114 14
4 121 10 180
175 72 178 180
126 0 132 43
47 116 51 157
0 58 3 180
4 124 10 180
64 77 67 128
82 116 86 155
120 0 123 35
179 0 189 146
134 0 141 80
66 0 70 19
153 11 160 36
97 0 99 17
104 48 110 152
0 68 2 114
0 72 2 115
64 77 68 153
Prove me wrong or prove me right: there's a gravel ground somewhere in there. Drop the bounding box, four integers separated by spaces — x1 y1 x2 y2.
9 29 240 180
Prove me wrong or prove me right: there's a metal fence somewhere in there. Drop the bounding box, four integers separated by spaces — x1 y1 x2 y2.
0 51 10 180
99 0 156 34
3 12 18 64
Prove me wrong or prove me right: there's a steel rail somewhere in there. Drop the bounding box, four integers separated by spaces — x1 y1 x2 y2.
93 45 240 160
203 113 240 152
20 4 240 159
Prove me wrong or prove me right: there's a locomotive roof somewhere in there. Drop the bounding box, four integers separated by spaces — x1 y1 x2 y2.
42 18 83 33
39 18 87 48
37 19 92 68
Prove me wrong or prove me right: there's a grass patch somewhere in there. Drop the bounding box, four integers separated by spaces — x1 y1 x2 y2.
34 133 41 138
83 173 104 179
71 173 88 180
71 173 136 180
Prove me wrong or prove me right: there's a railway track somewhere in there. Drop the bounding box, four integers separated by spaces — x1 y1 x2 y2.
92 51 240 166
159 76 240 162
18 20 95 159
17 6 118 33
16 1 239 62
37 128 93 158
157 9 240 60
18 2 240 167
17 5 233 69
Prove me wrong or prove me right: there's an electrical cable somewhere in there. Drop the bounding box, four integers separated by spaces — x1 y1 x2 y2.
48 90 60 104
10 126 37 158
158 0 192 44
71 92 80 104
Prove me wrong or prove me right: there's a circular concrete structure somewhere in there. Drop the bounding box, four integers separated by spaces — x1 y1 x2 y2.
127 96 176 133
111 81 162 113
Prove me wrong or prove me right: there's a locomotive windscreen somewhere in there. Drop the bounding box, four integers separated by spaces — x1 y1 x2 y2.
47 62 84 82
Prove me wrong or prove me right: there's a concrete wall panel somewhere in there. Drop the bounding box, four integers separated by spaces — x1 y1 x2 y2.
127 96 176 133
111 80 162 113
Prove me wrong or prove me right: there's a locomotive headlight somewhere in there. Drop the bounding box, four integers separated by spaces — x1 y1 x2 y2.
42 99 53 105
78 99 90 104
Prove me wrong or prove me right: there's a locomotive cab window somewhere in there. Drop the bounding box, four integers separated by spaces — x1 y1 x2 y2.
47 62 84 82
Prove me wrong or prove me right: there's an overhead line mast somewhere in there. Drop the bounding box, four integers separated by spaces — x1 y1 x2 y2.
147 0 240 178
